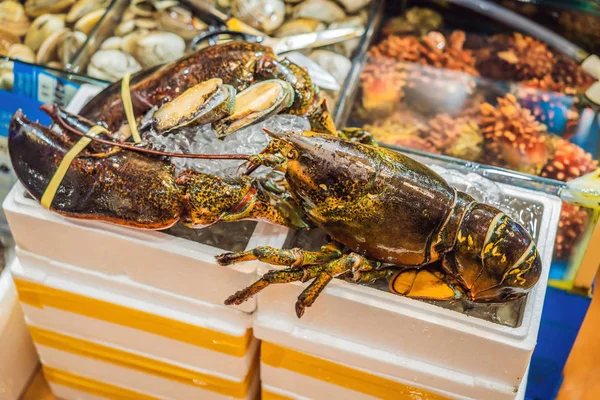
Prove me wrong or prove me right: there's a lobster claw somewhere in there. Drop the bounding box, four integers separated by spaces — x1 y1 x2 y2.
8 110 184 229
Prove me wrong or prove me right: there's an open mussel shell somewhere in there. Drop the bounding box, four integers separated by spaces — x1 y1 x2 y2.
153 78 236 134
214 79 294 138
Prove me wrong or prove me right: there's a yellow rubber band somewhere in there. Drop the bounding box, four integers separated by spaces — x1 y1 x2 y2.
121 72 142 144
40 125 108 210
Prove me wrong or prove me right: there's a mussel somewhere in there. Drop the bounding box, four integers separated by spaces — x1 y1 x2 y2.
214 79 294 138
153 78 236 134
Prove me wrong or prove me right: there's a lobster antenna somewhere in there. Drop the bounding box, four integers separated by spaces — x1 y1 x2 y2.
46 105 251 161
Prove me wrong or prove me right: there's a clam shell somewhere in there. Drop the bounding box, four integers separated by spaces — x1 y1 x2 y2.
232 0 286 34
336 0 370 14
87 49 142 82
67 0 111 23
127 31 185 68
35 28 70 65
100 36 124 50
0 30 21 57
25 14 66 52
130 0 155 17
328 16 364 57
214 79 294 137
0 1 31 37
309 50 351 85
153 1 180 12
0 68 14 91
7 44 35 63
158 6 208 40
154 78 236 133
57 31 87 66
274 18 325 37
115 20 136 36
293 0 345 24
25 0 76 17
74 8 106 35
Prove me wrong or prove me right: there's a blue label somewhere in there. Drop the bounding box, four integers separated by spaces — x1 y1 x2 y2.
0 89 51 138
13 62 81 107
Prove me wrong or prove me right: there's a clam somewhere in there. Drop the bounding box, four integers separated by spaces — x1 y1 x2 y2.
274 18 325 37
25 14 66 53
67 0 110 23
158 6 208 40
309 50 351 85
125 31 185 68
87 49 142 81
153 78 236 134
328 16 364 57
214 79 294 138
293 0 345 24
232 0 286 34
336 0 370 14
130 0 155 17
100 36 124 50
0 30 21 57
74 8 106 35
115 20 136 36
35 28 70 65
24 0 76 17
0 63 14 91
153 1 180 12
57 31 87 66
7 44 35 63
0 1 31 37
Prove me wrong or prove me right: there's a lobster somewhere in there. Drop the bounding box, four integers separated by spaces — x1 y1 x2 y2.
8 43 545 318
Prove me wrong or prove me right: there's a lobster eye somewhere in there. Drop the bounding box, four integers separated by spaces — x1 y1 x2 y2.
287 149 299 159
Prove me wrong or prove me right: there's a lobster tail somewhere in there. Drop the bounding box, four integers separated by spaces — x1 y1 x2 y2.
444 203 541 302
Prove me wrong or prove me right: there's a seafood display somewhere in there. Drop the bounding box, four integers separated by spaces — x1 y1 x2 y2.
0 0 109 90
351 6 599 262
8 42 554 319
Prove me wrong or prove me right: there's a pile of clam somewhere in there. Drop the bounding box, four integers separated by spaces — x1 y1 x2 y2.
228 0 372 104
87 0 372 105
0 0 110 90
87 0 209 81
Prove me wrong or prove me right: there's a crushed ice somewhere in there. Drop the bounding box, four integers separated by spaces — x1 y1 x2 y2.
147 114 310 176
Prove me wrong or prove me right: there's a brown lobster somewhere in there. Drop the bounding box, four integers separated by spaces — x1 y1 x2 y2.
8 43 542 318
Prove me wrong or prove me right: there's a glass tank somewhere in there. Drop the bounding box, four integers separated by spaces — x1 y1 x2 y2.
337 0 600 292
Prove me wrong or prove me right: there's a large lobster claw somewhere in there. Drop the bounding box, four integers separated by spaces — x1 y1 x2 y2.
8 110 184 229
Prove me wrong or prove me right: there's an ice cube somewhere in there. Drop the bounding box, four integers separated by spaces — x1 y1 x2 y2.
147 114 309 176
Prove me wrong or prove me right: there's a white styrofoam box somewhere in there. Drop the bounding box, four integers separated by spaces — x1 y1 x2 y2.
3 182 289 312
254 184 561 388
37 346 259 400
11 251 258 379
255 316 528 400
0 268 38 400
3 83 290 312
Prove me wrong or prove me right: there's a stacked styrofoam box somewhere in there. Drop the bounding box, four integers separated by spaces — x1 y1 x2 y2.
253 185 562 400
0 256 39 400
4 84 289 399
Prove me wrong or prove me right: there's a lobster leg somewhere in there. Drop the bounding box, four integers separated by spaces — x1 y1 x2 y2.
215 242 342 267
224 253 376 317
